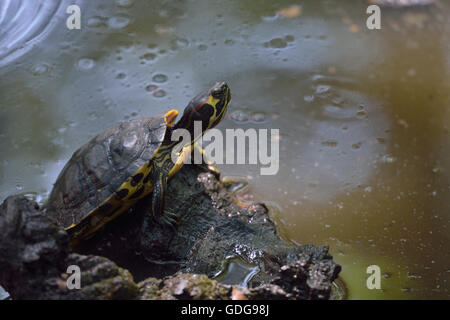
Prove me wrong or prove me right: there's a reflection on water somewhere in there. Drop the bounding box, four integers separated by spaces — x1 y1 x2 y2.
214 257 260 288
0 0 68 68
0 0 448 299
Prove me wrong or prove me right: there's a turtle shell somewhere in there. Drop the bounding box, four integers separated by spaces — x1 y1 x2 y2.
46 113 168 229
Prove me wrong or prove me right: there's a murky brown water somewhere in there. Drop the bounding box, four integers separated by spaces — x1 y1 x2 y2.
0 0 448 299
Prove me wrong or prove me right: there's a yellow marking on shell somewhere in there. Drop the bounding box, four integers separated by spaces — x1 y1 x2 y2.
65 141 185 243
65 131 162 241
64 113 198 245
164 109 178 127
90 215 102 227
66 223 77 229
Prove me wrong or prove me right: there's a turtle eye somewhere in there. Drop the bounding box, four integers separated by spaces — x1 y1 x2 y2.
211 86 224 98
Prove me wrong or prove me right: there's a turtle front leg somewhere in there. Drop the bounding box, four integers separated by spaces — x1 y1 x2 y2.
150 168 178 228
192 141 221 179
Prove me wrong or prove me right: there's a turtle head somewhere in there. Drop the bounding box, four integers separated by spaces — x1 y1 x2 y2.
174 82 231 139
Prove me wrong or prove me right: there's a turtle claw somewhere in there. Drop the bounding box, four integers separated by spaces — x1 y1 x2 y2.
207 164 221 180
153 210 179 230
196 163 221 180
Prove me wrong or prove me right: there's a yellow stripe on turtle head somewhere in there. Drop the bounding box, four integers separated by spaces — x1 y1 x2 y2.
204 95 220 129
206 95 220 108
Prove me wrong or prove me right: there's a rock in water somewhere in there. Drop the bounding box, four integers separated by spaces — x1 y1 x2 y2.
0 166 341 300
0 195 138 299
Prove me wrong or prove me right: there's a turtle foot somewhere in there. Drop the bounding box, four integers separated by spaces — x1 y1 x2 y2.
153 211 178 230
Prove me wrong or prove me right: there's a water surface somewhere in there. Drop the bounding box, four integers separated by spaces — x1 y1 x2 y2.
0 0 448 299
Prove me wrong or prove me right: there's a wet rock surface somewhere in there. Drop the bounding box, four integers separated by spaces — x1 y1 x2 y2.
0 195 138 299
0 166 341 300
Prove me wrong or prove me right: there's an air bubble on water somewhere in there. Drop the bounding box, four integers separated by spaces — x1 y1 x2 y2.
315 85 330 95
77 58 95 70
171 38 189 50
115 0 135 8
140 52 157 61
116 72 126 79
146 84 158 92
332 97 344 105
155 25 173 34
152 74 168 83
381 154 396 163
118 41 135 52
250 112 266 123
285 35 295 42
177 38 189 47
261 13 278 22
230 110 249 123
31 63 49 75
321 140 338 147
107 15 131 29
323 105 354 119
88 112 98 120
431 166 441 173
87 16 105 28
153 89 166 98
264 38 288 49
304 95 314 102
224 39 235 45
356 110 367 118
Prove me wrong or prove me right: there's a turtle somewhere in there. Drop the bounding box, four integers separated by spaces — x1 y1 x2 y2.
46 82 231 246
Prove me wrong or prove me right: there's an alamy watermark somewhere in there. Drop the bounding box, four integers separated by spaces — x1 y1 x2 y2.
366 265 381 290
66 4 381 31
66 5 81 30
366 5 381 30
171 121 280 175
66 265 81 289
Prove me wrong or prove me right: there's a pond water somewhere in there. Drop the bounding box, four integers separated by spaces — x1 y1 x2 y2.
0 0 448 299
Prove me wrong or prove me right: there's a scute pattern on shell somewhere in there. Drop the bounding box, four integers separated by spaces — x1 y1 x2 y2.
46 114 168 229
